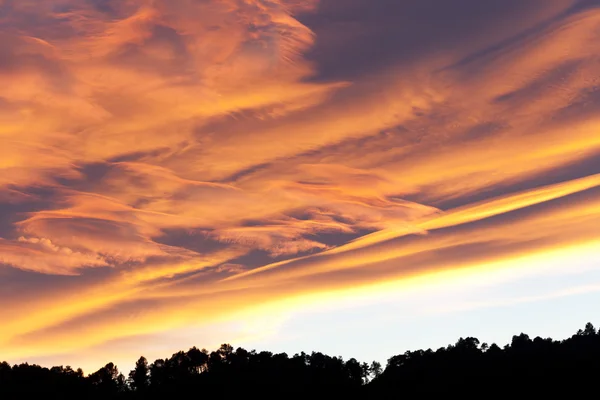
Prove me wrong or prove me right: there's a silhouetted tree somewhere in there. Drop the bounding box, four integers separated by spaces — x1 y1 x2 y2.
187 347 208 374
369 360 383 380
128 356 149 392
2 322 600 398
88 362 126 396
583 322 596 336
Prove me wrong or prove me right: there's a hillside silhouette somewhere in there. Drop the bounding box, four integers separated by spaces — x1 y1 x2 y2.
1 322 599 398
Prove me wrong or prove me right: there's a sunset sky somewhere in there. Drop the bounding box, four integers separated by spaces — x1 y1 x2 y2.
1 0 599 373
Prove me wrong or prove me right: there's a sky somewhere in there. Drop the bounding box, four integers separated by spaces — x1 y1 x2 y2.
0 0 599 374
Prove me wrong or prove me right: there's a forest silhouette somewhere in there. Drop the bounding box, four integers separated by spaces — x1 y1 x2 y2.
1 322 599 398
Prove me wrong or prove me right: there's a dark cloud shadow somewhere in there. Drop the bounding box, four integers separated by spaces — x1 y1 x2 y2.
432 185 600 233
298 0 574 82
305 229 375 247
154 228 231 254
107 147 173 163
409 151 600 210
439 0 600 75
550 85 600 124
0 186 66 238
0 264 115 307
492 60 583 105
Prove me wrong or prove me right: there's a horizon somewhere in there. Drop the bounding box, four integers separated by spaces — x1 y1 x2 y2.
5 316 600 375
1 0 599 375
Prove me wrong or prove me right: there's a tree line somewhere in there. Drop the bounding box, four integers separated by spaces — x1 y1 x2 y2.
1 322 599 398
